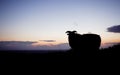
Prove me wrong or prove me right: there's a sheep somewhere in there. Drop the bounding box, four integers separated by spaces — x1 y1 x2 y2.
66 31 101 55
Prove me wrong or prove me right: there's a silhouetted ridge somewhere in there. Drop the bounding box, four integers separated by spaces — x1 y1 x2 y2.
99 43 120 56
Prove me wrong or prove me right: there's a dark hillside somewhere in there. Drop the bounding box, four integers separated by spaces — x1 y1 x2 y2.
0 44 120 65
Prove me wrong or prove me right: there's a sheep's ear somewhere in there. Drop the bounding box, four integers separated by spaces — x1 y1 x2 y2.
73 30 77 33
66 31 71 35
66 31 71 33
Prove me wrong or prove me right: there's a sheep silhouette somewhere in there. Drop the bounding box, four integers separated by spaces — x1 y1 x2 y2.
66 31 101 55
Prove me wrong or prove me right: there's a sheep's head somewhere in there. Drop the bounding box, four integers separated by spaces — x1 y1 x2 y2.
66 31 77 35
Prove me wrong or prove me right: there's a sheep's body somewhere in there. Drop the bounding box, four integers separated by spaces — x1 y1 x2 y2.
66 31 101 54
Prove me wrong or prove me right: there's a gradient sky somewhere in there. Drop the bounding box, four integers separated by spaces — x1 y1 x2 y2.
0 0 120 49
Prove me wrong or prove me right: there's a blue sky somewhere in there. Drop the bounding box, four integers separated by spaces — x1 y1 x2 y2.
0 0 120 50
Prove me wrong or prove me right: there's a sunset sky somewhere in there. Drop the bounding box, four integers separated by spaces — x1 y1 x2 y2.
0 0 120 50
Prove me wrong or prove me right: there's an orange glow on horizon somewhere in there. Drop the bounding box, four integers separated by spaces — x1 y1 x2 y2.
101 38 120 44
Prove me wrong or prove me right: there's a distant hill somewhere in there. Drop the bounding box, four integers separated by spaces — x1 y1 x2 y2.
0 43 120 65
99 43 120 56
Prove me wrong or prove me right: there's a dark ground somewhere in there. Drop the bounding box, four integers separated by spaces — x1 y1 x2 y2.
0 44 120 66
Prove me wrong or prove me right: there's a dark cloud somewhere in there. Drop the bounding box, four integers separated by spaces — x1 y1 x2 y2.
0 41 37 50
107 25 120 33
0 41 70 50
54 43 70 50
39 40 56 42
33 43 70 50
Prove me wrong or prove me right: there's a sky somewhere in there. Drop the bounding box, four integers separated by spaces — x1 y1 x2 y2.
0 0 120 50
